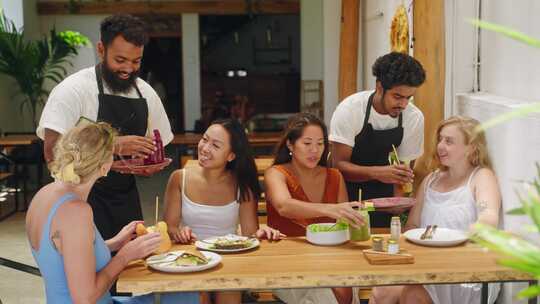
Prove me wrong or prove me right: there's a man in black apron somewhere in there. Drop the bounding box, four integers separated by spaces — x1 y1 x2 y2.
330 52 426 227
39 15 172 240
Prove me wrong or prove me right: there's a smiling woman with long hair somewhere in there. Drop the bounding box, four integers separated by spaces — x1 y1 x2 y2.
265 113 365 304
370 116 501 304
163 118 283 304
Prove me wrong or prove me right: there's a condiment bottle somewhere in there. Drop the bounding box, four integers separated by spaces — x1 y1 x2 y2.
144 129 164 165
387 239 399 254
390 216 401 241
153 129 164 163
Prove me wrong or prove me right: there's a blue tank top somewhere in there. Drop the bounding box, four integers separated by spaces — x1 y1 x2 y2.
31 193 113 304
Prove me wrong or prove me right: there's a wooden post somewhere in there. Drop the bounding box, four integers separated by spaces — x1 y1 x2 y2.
338 0 360 102
412 0 445 187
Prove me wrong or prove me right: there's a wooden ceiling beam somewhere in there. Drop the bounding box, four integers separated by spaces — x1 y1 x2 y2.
37 1 299 16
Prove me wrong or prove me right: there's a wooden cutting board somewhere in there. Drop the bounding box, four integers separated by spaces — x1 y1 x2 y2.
363 249 414 265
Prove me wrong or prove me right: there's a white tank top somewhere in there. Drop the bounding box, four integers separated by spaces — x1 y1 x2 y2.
420 167 480 230
181 169 240 240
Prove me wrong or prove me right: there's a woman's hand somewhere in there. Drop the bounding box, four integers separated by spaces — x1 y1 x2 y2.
117 232 162 263
326 201 365 228
107 220 143 252
169 226 197 244
254 226 286 241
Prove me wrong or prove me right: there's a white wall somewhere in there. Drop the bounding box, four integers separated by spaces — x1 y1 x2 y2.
481 0 540 101
361 0 413 89
444 0 477 117
182 14 201 131
322 0 341 125
450 1 540 303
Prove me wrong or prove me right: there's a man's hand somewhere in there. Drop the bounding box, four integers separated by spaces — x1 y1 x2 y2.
114 135 156 158
373 164 414 185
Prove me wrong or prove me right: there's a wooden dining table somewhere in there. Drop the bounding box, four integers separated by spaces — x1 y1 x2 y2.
117 236 536 304
0 134 39 147
184 158 273 176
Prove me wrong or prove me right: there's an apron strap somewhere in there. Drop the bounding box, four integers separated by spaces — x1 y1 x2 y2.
363 93 375 127
94 63 143 98
95 64 105 95
364 92 404 128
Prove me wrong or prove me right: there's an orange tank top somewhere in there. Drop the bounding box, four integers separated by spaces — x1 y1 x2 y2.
267 165 342 237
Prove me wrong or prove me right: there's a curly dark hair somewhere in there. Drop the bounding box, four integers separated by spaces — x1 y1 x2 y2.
372 52 426 90
100 14 149 47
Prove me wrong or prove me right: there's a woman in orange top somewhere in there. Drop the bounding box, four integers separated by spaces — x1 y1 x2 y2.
265 113 365 304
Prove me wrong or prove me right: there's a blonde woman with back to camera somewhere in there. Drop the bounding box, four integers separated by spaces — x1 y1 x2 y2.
25 123 198 304
370 116 501 304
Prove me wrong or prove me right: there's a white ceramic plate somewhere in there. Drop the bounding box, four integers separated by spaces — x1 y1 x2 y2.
404 228 468 247
195 235 260 253
146 251 221 273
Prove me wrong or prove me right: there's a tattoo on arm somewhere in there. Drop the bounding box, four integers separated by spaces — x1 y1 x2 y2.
51 230 61 251
477 200 489 214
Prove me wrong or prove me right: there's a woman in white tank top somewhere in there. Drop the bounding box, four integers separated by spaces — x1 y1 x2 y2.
162 119 283 304
370 116 502 304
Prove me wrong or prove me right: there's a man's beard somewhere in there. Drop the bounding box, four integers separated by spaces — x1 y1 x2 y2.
101 59 139 94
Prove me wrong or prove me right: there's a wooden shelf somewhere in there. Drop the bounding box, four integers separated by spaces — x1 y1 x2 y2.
37 1 299 15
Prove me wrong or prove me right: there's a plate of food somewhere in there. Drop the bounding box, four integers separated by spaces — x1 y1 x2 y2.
195 234 260 253
404 227 468 247
146 249 221 273
367 197 416 209
111 157 172 173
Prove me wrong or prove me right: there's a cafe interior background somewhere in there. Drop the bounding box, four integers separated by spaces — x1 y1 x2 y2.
0 0 539 303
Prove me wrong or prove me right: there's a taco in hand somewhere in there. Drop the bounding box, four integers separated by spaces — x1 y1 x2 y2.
136 221 172 254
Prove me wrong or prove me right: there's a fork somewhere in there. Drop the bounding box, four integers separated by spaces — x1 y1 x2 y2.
420 225 432 240
427 225 438 239
146 251 182 265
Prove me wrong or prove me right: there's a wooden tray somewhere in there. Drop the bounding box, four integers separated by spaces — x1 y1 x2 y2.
362 249 414 265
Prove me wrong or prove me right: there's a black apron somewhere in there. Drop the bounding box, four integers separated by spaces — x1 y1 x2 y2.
88 64 149 241
346 93 403 227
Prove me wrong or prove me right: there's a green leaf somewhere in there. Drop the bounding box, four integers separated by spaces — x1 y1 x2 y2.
469 19 540 48
517 284 540 299
507 207 526 215
498 258 540 277
475 102 540 132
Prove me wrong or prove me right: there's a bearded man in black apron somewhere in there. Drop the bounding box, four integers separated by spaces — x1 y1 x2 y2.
38 15 173 240
330 52 426 227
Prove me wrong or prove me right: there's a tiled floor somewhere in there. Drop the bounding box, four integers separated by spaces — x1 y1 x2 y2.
0 161 177 303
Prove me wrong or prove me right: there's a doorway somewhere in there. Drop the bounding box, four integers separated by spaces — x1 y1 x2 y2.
141 36 184 133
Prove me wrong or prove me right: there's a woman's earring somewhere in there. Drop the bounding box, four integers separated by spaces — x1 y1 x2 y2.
289 151 292 156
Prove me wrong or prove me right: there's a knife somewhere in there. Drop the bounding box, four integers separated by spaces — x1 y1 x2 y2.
420 225 432 240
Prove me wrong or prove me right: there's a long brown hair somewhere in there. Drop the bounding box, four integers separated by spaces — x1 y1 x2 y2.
273 113 329 166
211 119 260 203
430 115 493 171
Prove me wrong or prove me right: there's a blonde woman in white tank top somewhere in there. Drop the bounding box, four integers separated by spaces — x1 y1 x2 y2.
162 119 284 304
370 116 502 304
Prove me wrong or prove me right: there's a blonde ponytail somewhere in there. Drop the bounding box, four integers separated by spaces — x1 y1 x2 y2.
50 122 116 184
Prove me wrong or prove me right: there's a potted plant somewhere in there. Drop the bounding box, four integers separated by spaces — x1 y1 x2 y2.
470 20 540 300
0 12 89 129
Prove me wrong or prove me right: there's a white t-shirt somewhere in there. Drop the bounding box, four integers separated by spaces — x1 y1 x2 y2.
329 90 424 161
37 66 173 145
